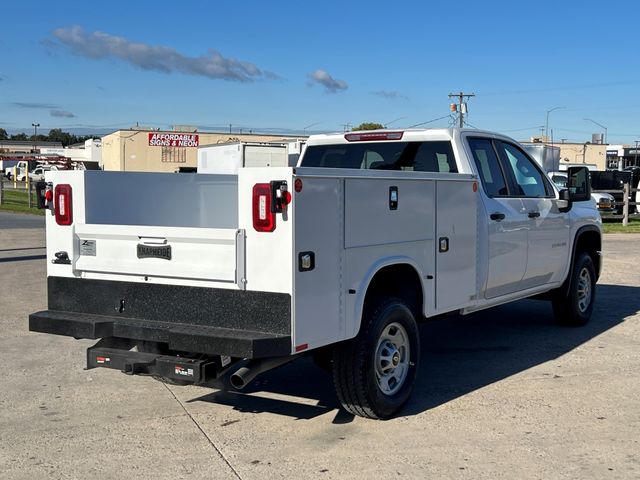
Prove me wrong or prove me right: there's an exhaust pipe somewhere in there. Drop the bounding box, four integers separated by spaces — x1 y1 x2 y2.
230 356 296 389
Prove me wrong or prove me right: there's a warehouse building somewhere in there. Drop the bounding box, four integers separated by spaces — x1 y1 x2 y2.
0 139 63 153
101 128 306 172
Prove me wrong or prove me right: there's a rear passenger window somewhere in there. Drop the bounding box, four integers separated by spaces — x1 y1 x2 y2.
413 142 457 173
468 138 508 197
301 141 457 173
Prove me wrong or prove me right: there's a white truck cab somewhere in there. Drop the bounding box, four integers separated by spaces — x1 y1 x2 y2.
30 128 601 419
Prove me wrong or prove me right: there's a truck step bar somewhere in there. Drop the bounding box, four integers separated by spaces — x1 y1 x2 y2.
30 310 292 359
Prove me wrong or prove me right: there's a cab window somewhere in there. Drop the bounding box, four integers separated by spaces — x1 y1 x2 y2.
497 141 551 197
467 138 508 197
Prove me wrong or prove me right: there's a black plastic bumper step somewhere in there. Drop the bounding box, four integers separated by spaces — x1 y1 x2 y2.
30 310 291 359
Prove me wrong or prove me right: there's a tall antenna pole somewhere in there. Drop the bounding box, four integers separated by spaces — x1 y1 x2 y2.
448 92 475 127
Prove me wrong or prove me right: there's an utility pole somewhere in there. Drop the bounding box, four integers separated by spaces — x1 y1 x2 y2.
448 92 475 128
31 122 40 153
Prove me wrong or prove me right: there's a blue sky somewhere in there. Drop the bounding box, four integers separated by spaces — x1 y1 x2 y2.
1 0 639 143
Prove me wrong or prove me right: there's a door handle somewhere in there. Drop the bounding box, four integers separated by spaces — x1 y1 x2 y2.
490 212 505 221
528 211 540 218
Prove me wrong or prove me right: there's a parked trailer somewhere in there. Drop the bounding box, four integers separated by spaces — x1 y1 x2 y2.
30 128 601 419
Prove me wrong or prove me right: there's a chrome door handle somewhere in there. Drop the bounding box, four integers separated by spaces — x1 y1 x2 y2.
490 212 506 221
528 211 540 218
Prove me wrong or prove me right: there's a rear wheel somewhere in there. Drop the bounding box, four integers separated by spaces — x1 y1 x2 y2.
552 252 596 327
332 297 419 419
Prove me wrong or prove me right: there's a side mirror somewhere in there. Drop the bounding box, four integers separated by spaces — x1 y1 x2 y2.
566 166 591 202
557 188 571 212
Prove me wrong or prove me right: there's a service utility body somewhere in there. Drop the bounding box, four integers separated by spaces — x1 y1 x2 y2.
30 128 602 419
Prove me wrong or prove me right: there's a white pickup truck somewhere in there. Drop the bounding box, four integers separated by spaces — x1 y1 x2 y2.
30 128 601 419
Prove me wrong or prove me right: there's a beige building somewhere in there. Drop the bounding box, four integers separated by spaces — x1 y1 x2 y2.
556 142 607 170
101 128 306 172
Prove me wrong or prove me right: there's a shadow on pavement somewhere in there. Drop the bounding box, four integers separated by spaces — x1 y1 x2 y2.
191 283 637 421
0 254 46 263
0 246 45 252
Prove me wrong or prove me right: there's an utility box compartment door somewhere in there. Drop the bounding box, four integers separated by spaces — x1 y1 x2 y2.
344 179 435 248
293 177 344 349
435 180 478 311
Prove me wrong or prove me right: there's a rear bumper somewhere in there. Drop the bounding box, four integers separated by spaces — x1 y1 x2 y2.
30 277 292 359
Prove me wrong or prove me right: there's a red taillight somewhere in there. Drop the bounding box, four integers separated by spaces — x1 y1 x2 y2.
54 184 73 226
344 131 404 142
252 183 275 232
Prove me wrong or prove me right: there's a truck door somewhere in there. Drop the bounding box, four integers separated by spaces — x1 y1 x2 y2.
467 138 528 298
494 141 570 288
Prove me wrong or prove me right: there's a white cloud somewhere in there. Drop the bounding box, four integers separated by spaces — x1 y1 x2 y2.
52 26 274 82
307 69 348 93
372 90 409 101
50 110 76 118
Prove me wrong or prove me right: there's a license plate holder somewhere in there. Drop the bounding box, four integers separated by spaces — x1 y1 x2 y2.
137 244 172 260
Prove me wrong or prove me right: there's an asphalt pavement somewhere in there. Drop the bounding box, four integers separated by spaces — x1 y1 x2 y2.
1 217 638 479
0 211 45 230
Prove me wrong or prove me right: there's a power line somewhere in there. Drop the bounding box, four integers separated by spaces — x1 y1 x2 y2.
406 115 454 129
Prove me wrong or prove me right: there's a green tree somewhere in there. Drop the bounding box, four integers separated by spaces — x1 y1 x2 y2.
10 133 28 141
352 122 384 131
0 128 8 140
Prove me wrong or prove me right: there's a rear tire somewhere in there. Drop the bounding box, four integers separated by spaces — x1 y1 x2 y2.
552 252 596 327
332 297 420 419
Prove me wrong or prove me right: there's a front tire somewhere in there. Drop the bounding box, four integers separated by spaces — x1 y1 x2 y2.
332 297 420 419
552 252 596 327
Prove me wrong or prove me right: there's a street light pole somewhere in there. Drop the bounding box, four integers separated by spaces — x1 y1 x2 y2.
545 107 563 142
584 118 607 144
31 122 40 153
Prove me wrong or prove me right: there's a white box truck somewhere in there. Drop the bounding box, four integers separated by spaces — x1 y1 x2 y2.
30 128 601 419
198 142 291 175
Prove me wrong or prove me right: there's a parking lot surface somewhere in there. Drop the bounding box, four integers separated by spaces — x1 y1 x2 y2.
1 215 639 479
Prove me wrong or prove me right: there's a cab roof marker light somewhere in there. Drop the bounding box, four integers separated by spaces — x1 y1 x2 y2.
344 131 404 142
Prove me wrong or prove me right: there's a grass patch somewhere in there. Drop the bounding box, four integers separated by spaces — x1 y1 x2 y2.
602 217 640 233
0 188 45 216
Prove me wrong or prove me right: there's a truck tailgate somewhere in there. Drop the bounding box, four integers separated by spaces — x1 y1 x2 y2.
74 224 244 283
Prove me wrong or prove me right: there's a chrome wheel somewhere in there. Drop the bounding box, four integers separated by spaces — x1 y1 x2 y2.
576 267 592 313
375 322 410 396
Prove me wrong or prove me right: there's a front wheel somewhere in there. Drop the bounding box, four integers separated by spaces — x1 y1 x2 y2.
332 297 420 419
552 252 596 327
